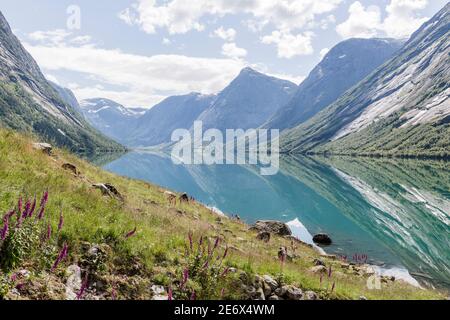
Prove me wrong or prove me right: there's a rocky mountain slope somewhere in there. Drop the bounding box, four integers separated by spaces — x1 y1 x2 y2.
0 11 122 153
49 81 84 117
281 4 449 157
264 38 403 131
197 67 297 133
126 93 215 147
80 98 146 144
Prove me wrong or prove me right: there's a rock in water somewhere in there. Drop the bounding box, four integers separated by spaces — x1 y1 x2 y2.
313 233 332 245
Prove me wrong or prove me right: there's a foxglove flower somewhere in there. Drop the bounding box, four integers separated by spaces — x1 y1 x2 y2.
125 227 137 238
168 287 173 301
28 196 36 217
46 223 52 241
181 268 189 289
77 273 89 300
51 242 68 272
190 290 196 300
1 219 9 241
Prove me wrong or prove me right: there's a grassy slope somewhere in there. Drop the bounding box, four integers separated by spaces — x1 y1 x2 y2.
0 127 445 300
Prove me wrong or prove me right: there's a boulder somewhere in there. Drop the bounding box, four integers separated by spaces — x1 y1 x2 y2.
285 286 303 300
151 285 169 300
268 295 281 300
262 275 278 291
65 265 82 300
179 193 189 202
256 231 271 243
313 233 332 245
313 258 325 266
253 288 265 300
32 143 52 155
62 163 78 175
250 220 292 236
93 183 124 201
310 266 327 274
274 286 288 297
304 291 319 300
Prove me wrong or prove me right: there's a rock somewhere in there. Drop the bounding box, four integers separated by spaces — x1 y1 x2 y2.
274 286 288 297
65 265 82 300
359 295 368 300
151 285 169 300
285 286 303 300
253 288 265 300
313 259 325 266
250 220 292 236
304 291 319 300
62 163 78 175
268 295 281 300
32 143 52 155
262 275 278 291
93 183 123 201
256 231 271 243
262 282 272 297
310 266 327 274
313 233 332 245
179 193 189 202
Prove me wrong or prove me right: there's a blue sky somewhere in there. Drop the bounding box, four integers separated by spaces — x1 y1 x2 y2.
1 0 447 107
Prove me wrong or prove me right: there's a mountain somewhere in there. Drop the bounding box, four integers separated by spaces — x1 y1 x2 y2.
264 38 404 131
80 98 146 144
126 93 215 147
281 3 450 157
0 11 122 152
49 81 84 117
197 67 297 133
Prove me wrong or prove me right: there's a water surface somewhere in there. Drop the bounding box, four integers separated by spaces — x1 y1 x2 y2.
102 152 450 290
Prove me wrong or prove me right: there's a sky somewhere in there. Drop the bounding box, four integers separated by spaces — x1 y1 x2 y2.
1 0 448 108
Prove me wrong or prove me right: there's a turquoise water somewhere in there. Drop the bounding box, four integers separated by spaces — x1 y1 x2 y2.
103 152 450 290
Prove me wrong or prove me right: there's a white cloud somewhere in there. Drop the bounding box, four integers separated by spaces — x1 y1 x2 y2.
382 0 428 38
337 0 429 39
261 30 314 59
162 38 172 45
24 41 246 107
336 2 382 39
28 29 72 46
221 42 247 59
45 74 60 85
119 0 343 34
320 48 330 59
212 27 236 41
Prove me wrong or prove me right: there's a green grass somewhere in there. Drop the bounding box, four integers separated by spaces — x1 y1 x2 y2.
0 127 445 300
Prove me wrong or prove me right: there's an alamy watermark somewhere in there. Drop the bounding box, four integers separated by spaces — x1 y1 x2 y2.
171 121 280 176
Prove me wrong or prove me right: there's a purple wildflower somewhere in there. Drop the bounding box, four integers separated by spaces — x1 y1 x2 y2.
190 290 196 300
28 196 36 217
168 287 173 301
124 227 137 239
46 223 52 241
51 242 68 272
220 267 230 277
220 288 225 298
37 205 45 220
328 266 332 278
5 210 15 220
181 268 189 289
22 200 31 219
1 219 9 241
77 273 89 300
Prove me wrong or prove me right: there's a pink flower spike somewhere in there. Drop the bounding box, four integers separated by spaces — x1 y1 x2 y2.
168 287 173 301
125 227 137 239
28 196 36 217
190 290 196 300
46 223 52 241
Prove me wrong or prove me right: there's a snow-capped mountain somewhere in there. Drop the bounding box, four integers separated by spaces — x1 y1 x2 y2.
264 38 404 131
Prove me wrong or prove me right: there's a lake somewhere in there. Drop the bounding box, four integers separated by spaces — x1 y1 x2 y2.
101 152 450 291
